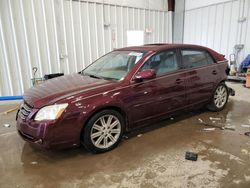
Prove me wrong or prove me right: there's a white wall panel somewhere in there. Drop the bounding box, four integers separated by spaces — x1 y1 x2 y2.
0 0 172 96
185 0 231 10
183 0 250 68
84 0 168 11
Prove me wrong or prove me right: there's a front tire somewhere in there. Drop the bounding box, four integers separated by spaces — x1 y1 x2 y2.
207 83 229 112
82 109 124 153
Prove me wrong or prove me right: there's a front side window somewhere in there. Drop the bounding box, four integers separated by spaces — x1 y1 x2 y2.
141 50 179 76
82 51 144 80
181 49 214 68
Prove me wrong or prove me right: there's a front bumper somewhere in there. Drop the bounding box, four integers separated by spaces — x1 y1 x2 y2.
16 116 54 149
16 111 82 150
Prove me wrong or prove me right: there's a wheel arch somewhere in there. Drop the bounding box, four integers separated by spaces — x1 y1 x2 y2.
80 105 128 139
214 79 227 92
207 80 227 105
206 80 229 111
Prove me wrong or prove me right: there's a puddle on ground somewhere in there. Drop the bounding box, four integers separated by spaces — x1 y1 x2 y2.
1 100 250 187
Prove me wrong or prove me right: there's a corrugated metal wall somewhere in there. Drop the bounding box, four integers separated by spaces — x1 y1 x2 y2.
0 0 172 96
183 0 250 66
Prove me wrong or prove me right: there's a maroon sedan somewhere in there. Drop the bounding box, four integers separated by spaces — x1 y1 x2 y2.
16 44 234 153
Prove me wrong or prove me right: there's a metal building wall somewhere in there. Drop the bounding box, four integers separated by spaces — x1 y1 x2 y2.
0 0 172 96
183 0 250 66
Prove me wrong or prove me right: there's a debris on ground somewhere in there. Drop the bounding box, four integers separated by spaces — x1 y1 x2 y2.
203 128 216 131
137 134 142 137
198 118 218 127
245 132 250 137
198 117 236 131
3 124 10 128
170 117 174 120
123 135 129 139
223 125 236 131
185 152 198 161
241 124 250 128
3 106 19 115
202 122 223 130
30 161 38 165
209 117 221 121
233 179 242 184
241 149 249 155
198 118 204 123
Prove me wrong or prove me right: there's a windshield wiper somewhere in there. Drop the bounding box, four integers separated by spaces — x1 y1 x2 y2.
82 72 102 79
83 72 118 81
88 74 102 79
102 77 119 81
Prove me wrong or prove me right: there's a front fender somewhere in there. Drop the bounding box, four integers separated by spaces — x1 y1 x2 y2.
75 94 128 132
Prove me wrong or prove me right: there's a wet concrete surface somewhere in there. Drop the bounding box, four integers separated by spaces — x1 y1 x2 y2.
0 82 250 188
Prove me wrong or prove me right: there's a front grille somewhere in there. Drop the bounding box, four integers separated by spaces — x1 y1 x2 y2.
19 101 33 120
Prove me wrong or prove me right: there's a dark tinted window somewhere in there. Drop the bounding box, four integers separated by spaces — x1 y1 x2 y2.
141 50 178 76
181 50 214 68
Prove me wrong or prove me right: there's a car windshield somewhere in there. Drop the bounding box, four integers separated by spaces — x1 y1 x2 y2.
82 51 144 80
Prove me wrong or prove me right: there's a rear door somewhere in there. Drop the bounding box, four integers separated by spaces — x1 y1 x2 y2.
180 48 218 105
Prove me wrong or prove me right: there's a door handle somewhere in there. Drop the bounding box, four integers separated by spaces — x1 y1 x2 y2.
212 70 217 75
175 78 183 84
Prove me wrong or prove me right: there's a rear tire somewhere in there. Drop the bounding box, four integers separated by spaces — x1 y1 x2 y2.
207 83 229 112
81 109 124 154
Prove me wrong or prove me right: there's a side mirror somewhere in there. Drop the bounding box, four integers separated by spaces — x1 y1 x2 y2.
133 69 156 82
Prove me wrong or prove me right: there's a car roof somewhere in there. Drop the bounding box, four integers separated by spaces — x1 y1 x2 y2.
115 43 225 61
115 43 211 52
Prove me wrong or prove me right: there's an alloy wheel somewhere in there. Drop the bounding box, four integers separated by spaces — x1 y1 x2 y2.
214 85 227 108
90 115 121 149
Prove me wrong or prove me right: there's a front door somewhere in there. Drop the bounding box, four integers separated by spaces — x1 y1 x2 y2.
127 49 186 127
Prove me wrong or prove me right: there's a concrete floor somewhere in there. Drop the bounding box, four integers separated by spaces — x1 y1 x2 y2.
0 82 250 188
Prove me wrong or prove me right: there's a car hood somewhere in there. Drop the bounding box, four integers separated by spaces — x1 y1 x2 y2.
23 73 117 108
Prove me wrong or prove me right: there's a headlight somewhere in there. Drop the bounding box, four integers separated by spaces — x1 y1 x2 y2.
34 103 68 121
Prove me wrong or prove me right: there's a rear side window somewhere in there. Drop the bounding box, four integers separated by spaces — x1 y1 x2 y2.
141 50 179 76
206 52 215 65
181 49 215 68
